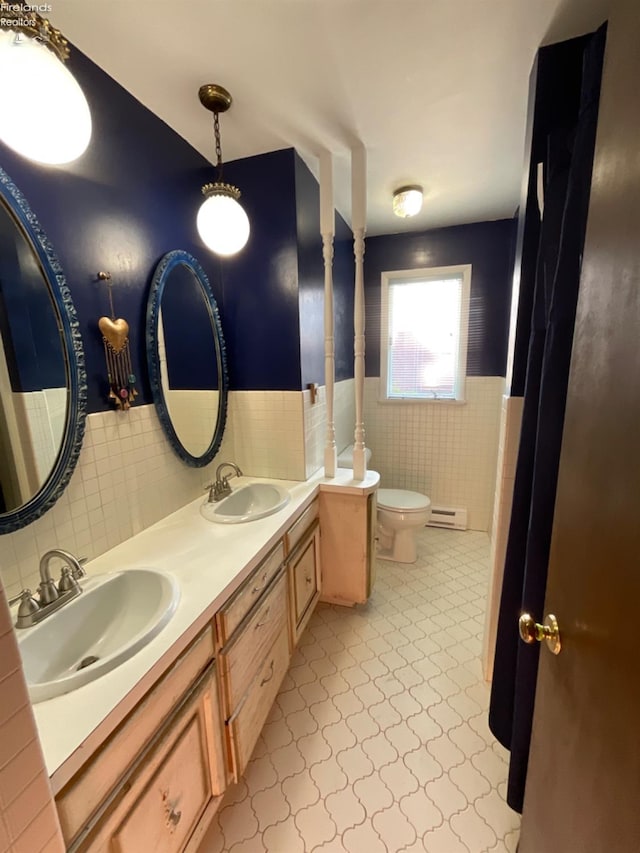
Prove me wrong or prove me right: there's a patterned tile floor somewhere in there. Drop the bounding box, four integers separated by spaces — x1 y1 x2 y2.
198 527 520 852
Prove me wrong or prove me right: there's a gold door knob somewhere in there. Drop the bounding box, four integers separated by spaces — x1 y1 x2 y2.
518 612 561 655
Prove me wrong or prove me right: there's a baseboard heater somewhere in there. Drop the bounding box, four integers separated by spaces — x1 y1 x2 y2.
427 506 468 530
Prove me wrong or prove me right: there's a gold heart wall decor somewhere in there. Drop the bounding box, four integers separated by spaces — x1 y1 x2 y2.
98 316 129 353
97 272 138 411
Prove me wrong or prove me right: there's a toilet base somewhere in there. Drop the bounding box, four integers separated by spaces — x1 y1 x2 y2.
376 527 418 564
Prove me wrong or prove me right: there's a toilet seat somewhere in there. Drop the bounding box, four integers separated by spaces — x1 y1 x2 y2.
377 488 431 513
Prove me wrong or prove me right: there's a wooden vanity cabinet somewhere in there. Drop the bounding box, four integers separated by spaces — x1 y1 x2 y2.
319 490 376 606
59 631 226 853
55 498 326 852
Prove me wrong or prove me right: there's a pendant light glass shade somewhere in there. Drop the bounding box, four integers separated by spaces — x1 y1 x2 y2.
0 30 91 165
197 190 250 257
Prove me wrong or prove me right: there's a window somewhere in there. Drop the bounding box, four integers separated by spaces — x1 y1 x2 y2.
380 264 471 401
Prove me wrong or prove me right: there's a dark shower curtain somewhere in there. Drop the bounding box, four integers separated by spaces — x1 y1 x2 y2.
489 25 606 814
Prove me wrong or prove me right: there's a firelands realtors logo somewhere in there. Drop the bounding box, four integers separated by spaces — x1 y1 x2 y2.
1 3 53 27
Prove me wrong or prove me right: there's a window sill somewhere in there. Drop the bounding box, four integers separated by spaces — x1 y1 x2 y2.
376 396 467 406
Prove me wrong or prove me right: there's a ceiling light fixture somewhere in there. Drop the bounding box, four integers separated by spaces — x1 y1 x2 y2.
0 6 91 165
393 185 423 218
196 84 250 257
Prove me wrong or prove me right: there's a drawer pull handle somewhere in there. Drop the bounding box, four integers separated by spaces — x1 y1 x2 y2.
168 807 182 828
260 660 275 687
305 575 313 585
163 790 182 830
252 571 268 594
255 606 271 630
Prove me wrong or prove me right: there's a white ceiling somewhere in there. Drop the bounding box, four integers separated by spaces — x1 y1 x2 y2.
51 0 609 236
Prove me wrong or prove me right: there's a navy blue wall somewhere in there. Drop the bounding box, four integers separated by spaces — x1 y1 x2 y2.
218 149 302 391
0 49 321 409
0 48 228 412
0 202 66 391
364 219 517 377
295 153 355 387
162 263 219 390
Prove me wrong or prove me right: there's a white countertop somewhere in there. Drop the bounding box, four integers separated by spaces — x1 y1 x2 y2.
28 468 379 792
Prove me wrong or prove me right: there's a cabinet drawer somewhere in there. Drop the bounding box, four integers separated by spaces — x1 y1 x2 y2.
220 570 288 715
112 714 209 853
292 535 318 623
227 625 290 780
216 541 285 644
285 498 319 554
57 627 216 845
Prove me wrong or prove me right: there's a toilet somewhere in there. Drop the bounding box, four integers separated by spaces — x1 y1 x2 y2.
377 489 432 564
337 445 431 564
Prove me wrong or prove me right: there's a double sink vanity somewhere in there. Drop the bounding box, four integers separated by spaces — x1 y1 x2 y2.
17 469 378 853
0 166 379 852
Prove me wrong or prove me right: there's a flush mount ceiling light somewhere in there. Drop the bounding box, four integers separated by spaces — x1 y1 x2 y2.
196 84 250 257
0 6 91 165
393 185 424 218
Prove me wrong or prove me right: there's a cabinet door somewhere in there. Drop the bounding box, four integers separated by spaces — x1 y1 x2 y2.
70 661 226 853
288 523 321 646
58 628 217 847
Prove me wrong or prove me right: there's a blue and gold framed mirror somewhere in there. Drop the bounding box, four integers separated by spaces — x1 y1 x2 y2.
0 166 87 533
146 250 228 467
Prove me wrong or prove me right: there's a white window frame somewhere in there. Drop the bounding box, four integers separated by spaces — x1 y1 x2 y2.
380 264 471 403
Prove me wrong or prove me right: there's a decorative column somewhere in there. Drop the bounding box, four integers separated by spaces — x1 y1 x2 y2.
320 152 337 477
352 145 367 481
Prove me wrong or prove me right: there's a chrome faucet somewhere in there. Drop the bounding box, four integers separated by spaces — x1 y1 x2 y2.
205 462 243 502
13 549 87 629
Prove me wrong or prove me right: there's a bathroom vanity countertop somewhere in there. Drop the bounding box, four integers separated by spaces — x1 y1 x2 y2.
29 468 379 791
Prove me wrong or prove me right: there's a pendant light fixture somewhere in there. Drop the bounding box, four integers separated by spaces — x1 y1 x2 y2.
393 185 423 218
0 6 91 165
196 84 250 257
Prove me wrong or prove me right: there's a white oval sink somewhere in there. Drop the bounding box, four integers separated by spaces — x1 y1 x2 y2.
18 569 180 703
201 482 291 524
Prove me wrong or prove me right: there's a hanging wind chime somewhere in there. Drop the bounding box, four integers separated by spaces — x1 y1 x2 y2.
97 271 138 410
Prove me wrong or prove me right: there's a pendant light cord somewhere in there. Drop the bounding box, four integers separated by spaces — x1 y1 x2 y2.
213 112 224 181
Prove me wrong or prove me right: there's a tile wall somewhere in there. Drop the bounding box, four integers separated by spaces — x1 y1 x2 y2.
0 403 228 599
12 388 66 494
165 390 222 460
482 396 524 681
0 381 359 853
364 377 504 531
0 589 63 853
0 379 358 600
303 380 356 479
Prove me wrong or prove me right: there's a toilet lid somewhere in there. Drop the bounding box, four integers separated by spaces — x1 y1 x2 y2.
377 489 431 512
